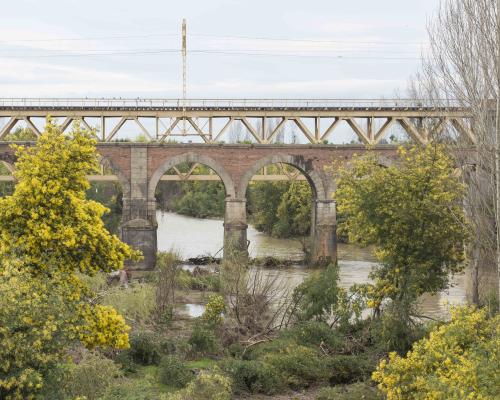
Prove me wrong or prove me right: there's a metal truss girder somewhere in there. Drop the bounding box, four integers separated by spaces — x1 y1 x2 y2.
0 102 474 145
186 118 209 143
0 117 18 139
345 118 371 145
239 117 261 142
293 118 315 143
133 117 153 140
321 118 342 141
267 117 288 143
59 117 73 132
373 117 396 144
214 117 234 142
398 117 428 144
450 118 476 144
105 117 127 141
23 117 42 137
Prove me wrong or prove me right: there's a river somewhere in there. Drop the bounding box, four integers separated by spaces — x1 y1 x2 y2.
157 211 466 318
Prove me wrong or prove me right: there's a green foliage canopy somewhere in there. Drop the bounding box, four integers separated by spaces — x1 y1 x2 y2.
335 145 467 309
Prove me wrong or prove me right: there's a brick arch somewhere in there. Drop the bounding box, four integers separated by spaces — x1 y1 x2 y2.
98 155 131 199
148 152 236 200
237 154 327 200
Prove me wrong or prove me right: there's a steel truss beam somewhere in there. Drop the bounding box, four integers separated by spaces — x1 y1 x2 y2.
0 101 474 144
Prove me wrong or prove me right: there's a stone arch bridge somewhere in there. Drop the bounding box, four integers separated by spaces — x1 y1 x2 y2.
0 142 402 269
0 98 476 269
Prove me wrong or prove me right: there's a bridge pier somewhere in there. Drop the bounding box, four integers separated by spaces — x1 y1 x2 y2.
311 199 337 266
223 198 248 259
120 146 158 270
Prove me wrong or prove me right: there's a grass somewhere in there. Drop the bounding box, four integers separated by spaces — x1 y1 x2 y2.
186 358 218 369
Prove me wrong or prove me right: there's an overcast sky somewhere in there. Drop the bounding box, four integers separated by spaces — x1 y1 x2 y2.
0 0 439 99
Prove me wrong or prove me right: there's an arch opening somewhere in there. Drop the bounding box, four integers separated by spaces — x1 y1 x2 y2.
244 161 316 261
151 155 233 259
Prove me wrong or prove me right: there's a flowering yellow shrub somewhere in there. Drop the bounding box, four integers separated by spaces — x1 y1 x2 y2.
0 120 141 276
79 304 130 350
372 306 500 399
0 121 140 398
202 294 226 326
0 267 79 399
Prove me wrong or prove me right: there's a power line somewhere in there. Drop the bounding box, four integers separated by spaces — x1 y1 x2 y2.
0 32 427 46
0 48 424 60
0 33 179 44
190 32 427 46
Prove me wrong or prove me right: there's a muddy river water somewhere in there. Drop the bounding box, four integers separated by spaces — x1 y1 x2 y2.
157 211 466 318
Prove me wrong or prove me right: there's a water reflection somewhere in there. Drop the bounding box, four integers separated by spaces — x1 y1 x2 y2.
157 211 466 318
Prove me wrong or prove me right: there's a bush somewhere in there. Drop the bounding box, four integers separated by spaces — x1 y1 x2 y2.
188 325 218 356
100 377 158 400
282 321 344 350
102 283 155 325
126 330 162 365
158 356 193 388
221 359 282 395
326 354 377 385
65 351 123 400
373 306 500 400
166 371 232 400
176 270 221 292
244 338 292 360
114 350 139 373
202 294 225 326
262 344 329 389
316 382 383 400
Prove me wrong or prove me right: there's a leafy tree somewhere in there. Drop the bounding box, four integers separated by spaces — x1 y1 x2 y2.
292 263 361 325
172 181 225 218
248 180 312 238
373 306 500 400
0 120 140 399
248 181 288 234
273 181 312 237
336 145 467 320
1 127 37 141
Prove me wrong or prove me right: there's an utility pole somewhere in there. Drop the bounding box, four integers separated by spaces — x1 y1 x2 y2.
182 18 187 135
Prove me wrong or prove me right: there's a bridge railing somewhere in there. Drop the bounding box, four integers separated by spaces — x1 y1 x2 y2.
0 98 462 109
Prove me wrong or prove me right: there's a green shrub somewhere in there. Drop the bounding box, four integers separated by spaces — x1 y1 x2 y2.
188 325 218 356
201 294 225 326
221 359 282 395
102 283 155 325
315 382 383 400
326 354 377 385
244 338 292 360
158 356 193 388
262 345 329 389
65 351 123 400
159 337 178 355
100 377 158 400
127 330 162 365
115 350 139 373
176 270 221 291
282 321 344 350
166 371 232 400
